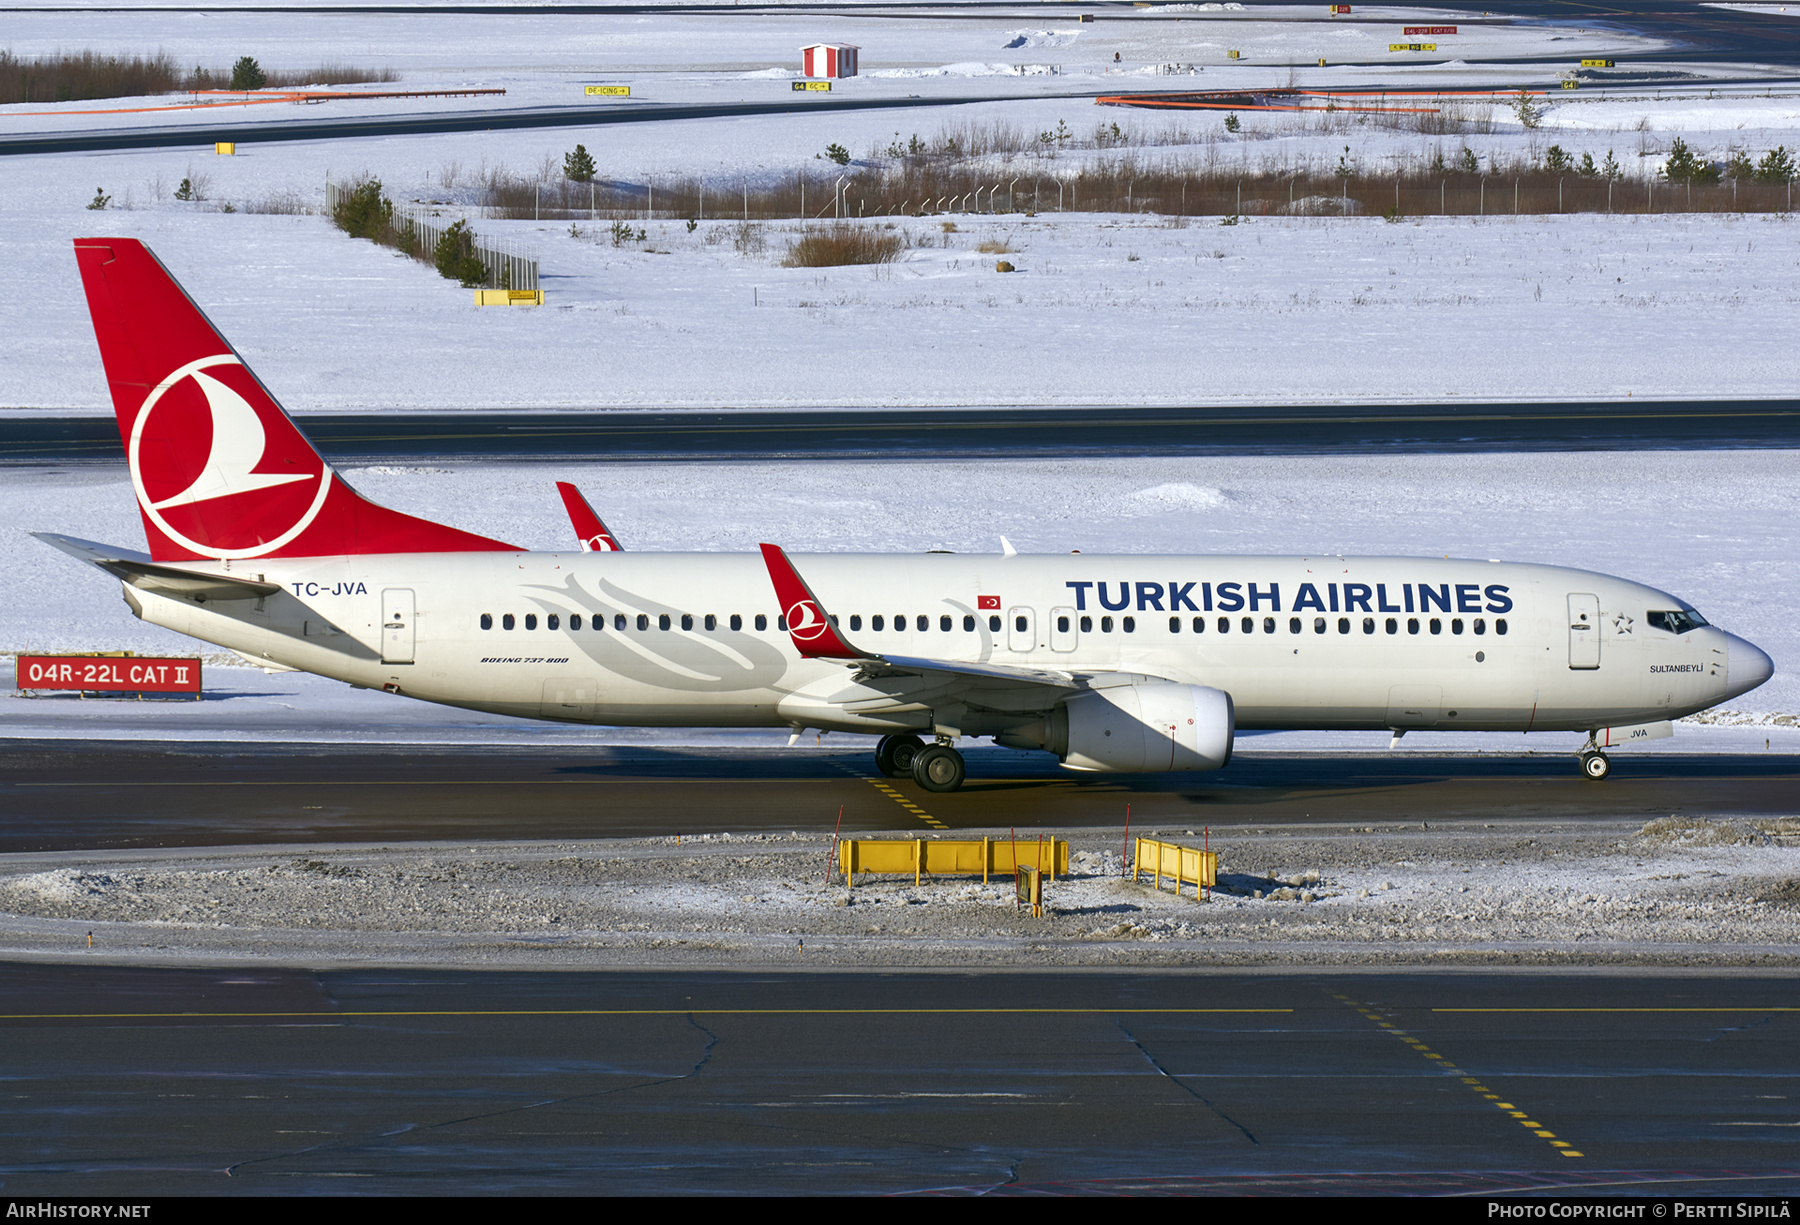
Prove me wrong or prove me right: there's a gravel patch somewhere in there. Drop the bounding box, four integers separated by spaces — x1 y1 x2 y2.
4 819 1800 969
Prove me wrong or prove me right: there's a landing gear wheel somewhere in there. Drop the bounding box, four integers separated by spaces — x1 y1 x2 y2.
1580 750 1612 781
876 734 924 779
912 744 967 793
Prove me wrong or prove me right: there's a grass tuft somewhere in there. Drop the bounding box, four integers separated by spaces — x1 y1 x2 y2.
782 226 904 268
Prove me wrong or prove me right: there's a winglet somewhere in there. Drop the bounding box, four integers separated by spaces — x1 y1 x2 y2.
758 543 869 661
556 481 623 552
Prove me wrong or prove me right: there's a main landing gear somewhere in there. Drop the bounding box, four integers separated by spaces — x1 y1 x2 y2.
875 734 967 793
1578 736 1612 781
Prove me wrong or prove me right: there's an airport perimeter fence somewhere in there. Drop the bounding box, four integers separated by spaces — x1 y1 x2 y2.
484 165 1797 224
325 178 538 291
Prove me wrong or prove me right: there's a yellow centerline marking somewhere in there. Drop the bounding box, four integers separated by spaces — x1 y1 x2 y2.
831 761 949 830
3 1007 1293 1021
1331 993 1585 1159
1434 1008 1800 1013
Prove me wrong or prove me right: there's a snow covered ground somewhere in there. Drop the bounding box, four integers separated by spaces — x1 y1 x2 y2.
5 451 1795 753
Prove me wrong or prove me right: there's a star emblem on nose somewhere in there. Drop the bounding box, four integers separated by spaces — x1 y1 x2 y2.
1611 613 1635 634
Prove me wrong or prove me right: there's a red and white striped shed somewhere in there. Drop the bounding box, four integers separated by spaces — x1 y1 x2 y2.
801 44 859 78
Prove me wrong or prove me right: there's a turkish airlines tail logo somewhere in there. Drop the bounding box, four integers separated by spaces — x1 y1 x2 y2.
74 237 521 562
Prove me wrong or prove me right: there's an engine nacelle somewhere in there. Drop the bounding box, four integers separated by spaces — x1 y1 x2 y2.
999 682 1234 773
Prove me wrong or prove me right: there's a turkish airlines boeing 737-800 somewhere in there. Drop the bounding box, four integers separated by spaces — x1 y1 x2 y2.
40 238 1773 791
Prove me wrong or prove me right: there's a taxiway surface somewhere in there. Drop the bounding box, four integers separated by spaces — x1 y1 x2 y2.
5 963 1799 1195
4 740 1797 853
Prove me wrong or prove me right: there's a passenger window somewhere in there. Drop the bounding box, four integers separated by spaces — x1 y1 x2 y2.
1314 617 1326 634
1169 616 1181 633
547 614 560 631
504 614 515 630
850 615 862 632
729 614 742 631
705 614 717 631
1219 617 1230 634
1079 616 1093 633
571 614 582 631
1407 617 1419 635
917 615 928 632
525 614 538 631
615 613 627 631
1241 616 1253 634
1474 618 1486 635
637 614 649 631
1123 617 1136 633
480 613 493 630
1289 617 1301 634
1101 616 1114 633
1193 617 1205 633
1014 615 1026 633
941 615 953 632
681 614 693 631
1496 619 1508 635
1338 617 1350 634
755 614 767 631
872 615 884 631
988 615 1001 632
778 615 788 631
1363 617 1374 634
1263 616 1275 634
1059 616 1072 633
1430 618 1442 635
963 614 975 632
1385 617 1397 635
1452 618 1465 635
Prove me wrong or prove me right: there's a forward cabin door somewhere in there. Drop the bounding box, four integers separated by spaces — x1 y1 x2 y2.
381 588 416 665
1567 593 1600 670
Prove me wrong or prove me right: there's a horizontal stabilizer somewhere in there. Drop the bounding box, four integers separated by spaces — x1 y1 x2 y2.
33 531 281 601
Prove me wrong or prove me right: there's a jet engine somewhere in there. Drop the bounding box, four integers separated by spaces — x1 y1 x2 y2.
997 681 1235 773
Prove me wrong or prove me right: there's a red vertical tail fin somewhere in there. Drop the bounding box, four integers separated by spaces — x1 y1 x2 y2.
73 238 517 561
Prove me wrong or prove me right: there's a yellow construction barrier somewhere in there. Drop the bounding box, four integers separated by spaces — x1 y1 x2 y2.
215 142 235 155
1133 837 1217 901
839 837 1068 888
474 289 544 306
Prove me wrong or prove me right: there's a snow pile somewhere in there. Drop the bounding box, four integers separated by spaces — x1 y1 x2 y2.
1002 30 1082 50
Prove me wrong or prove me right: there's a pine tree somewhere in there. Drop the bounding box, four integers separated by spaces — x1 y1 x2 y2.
563 144 596 183
230 56 266 90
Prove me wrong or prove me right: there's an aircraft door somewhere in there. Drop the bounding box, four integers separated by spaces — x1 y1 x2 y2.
1568 593 1600 670
382 588 416 665
1049 606 1078 652
1008 606 1036 652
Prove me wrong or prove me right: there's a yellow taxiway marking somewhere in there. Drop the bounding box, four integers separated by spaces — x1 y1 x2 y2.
832 762 950 830
1434 1008 1800 1014
1330 992 1584 1159
2 1007 1294 1021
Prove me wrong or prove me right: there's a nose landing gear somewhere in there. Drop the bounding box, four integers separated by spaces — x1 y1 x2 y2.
1578 735 1612 781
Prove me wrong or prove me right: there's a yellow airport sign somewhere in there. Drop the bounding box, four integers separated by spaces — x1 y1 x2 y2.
792 80 832 91
1580 58 1615 68
1390 43 1437 52
584 85 630 96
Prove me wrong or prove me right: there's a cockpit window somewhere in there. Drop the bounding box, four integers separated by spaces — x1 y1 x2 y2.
1648 609 1708 634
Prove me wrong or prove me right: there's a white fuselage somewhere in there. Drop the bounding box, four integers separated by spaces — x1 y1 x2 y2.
119 550 1768 742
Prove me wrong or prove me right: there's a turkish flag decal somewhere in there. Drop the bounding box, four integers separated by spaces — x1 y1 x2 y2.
977 595 1001 610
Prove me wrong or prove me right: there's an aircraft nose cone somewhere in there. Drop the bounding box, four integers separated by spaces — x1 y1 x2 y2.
1727 635 1774 700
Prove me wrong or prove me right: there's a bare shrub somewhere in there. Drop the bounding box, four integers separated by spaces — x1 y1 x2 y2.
782 226 903 267
0 50 395 104
976 238 1014 254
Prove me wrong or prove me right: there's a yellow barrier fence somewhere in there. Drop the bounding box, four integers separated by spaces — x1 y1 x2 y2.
839 837 1068 888
1133 837 1217 901
474 289 544 306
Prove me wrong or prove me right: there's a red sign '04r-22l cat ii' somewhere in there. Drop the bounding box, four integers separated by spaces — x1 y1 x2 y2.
38 238 1773 791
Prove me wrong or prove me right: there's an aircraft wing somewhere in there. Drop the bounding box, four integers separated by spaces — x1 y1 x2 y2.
758 542 1080 696
34 532 282 602
556 482 623 552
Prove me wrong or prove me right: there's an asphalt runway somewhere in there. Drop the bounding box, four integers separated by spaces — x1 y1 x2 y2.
4 963 1800 1195
5 400 1798 464
3 740 1796 853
